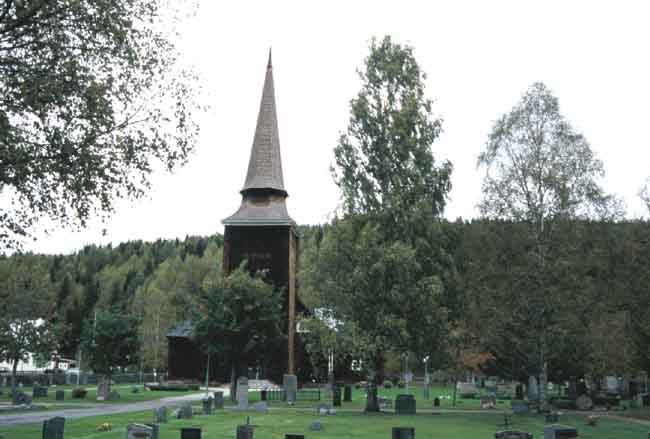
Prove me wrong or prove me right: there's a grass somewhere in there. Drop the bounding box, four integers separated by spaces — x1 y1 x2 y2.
0 405 647 438
0 384 200 405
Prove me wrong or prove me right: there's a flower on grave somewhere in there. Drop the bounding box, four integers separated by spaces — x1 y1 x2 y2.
96 422 112 431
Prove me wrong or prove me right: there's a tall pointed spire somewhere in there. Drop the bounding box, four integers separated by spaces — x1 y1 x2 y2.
241 48 286 196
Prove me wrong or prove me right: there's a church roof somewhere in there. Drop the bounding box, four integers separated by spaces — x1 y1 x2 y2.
222 200 295 226
241 49 287 196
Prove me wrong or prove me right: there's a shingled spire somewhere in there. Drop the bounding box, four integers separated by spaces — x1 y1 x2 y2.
241 48 287 196
223 51 294 226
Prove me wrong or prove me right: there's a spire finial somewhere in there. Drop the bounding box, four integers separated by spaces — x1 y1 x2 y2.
267 47 272 68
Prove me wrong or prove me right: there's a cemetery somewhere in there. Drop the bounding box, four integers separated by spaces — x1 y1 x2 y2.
1 2 650 439
2 383 650 438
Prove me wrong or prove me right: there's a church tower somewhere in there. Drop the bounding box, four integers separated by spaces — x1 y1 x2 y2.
222 51 299 377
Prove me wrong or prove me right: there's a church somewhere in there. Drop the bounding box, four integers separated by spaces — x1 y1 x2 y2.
167 51 307 383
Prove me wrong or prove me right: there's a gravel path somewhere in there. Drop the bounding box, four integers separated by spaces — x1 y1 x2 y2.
0 389 228 427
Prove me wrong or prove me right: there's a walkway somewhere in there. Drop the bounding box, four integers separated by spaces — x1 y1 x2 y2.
0 388 228 427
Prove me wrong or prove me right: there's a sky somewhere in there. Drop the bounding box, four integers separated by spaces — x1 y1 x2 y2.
25 0 650 254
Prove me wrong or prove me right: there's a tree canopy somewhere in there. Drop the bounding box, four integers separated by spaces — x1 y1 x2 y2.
0 0 201 249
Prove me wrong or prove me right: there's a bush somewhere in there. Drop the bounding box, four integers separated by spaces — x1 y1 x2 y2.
397 381 405 388
71 387 87 399
383 381 393 389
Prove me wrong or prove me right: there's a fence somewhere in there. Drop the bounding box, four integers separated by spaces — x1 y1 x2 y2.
0 371 165 387
262 388 322 402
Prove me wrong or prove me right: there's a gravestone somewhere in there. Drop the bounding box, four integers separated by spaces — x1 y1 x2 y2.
545 412 560 423
433 397 440 407
457 382 478 397
213 391 224 409
260 389 268 401
543 425 578 439
283 374 297 403
395 394 416 415
567 379 577 400
12 390 32 405
285 435 304 439
515 384 524 400
42 416 65 439
366 382 380 412
481 395 497 409
495 431 533 439
202 397 213 415
237 377 249 409
392 427 415 439
177 403 193 419
236 424 254 439
153 406 167 423
33 383 48 398
127 423 158 439
511 400 530 414
180 427 201 439
254 401 268 413
107 390 121 400
310 421 323 431
527 376 538 402
97 380 109 400
343 385 352 402
332 385 341 407
55 390 65 401
316 403 332 415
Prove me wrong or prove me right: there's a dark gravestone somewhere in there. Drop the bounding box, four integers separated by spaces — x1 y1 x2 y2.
202 397 213 415
236 424 254 439
395 394 416 415
261 389 268 401
392 427 415 439
285 435 304 439
180 427 201 439
310 421 323 431
55 390 65 401
332 386 342 407
33 384 48 398
343 385 352 402
495 431 533 439
545 412 560 423
433 397 440 407
213 391 224 409
543 425 578 439
42 416 65 439
567 380 577 400
365 382 380 412
177 403 193 419
515 384 524 400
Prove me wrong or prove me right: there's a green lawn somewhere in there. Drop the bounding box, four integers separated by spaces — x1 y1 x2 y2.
0 384 200 405
0 406 647 439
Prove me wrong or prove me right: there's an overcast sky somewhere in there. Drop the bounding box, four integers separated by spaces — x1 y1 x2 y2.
27 0 650 254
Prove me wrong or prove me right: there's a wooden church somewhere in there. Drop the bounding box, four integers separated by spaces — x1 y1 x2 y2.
167 51 306 383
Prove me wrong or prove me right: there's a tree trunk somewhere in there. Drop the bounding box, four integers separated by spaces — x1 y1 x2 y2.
452 376 458 407
11 358 18 393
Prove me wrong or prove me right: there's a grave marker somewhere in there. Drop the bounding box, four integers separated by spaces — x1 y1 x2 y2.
180 427 201 439
236 424 254 439
332 385 341 407
392 427 415 439
127 423 158 439
42 416 65 439
55 390 65 401
343 385 352 402
283 374 297 403
213 391 224 409
202 397 213 415
153 406 167 423
495 431 533 439
395 394 416 415
237 377 249 409
543 425 578 439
